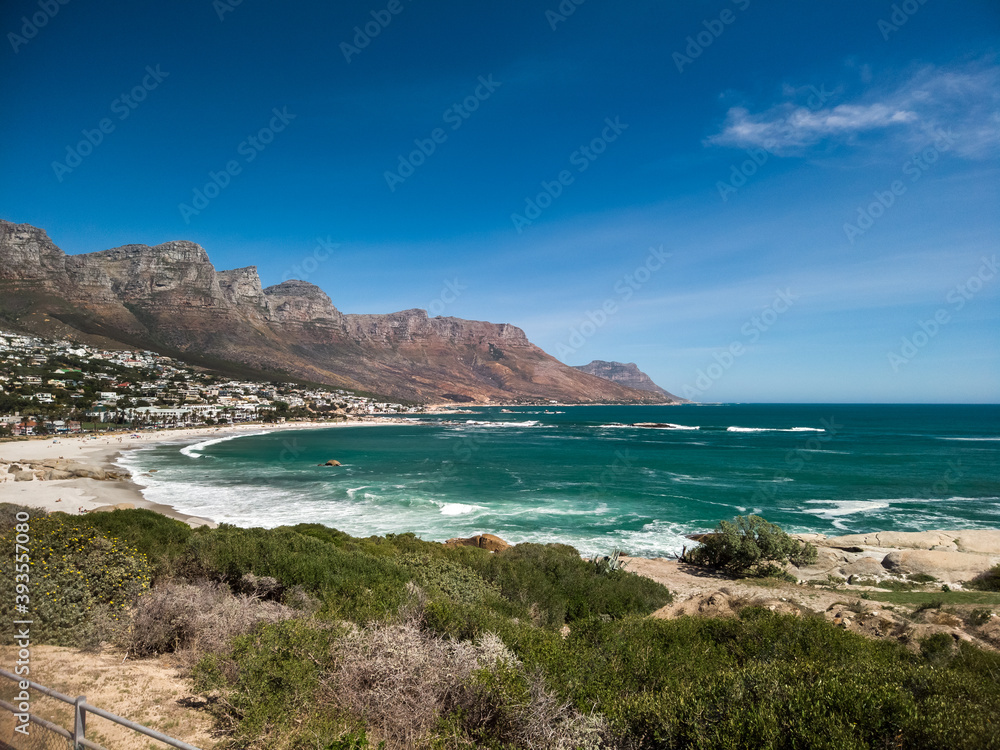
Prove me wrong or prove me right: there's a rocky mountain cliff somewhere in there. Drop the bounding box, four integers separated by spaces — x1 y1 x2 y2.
572 360 685 402
0 220 679 404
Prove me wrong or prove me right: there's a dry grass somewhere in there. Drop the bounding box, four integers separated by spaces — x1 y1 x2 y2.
120 579 296 664
322 621 605 749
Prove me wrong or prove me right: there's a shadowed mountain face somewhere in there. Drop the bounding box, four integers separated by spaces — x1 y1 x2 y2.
0 221 676 404
572 360 685 403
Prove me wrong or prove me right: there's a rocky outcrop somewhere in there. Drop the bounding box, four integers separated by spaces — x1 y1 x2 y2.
882 550 991 581
822 530 1000 555
218 266 272 312
0 458 125 482
264 280 344 325
0 221 72 284
0 219 677 404
633 537 1000 654
572 360 685 403
792 529 1000 584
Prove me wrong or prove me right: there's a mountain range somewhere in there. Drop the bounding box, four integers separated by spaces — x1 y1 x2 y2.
572 360 680 401
0 220 683 404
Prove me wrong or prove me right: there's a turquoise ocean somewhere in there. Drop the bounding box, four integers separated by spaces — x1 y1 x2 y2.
117 404 1000 558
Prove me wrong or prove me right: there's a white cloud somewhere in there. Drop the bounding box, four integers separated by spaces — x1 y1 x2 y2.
708 62 1000 158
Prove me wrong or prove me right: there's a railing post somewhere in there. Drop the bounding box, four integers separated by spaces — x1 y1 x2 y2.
73 696 86 749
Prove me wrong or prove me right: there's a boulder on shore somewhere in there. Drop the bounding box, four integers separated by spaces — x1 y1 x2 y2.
13 470 34 482
881 549 991 583
444 533 510 552
91 503 137 513
793 528 1000 584
821 529 1000 554
69 466 108 480
11 458 118 481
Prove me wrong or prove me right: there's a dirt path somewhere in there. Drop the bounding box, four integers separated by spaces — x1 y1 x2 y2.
0 645 217 750
627 557 849 612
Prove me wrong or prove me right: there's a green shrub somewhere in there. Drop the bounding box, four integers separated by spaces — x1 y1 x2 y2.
467 543 672 627
399 553 503 607
288 524 446 560
19 511 987 750
0 514 151 645
968 564 1000 592
423 598 520 642
687 515 817 576
198 607 1000 750
507 609 1000 750
966 608 992 627
71 508 194 579
188 526 410 622
193 619 345 747
912 600 945 617
920 632 954 665
198 619 603 750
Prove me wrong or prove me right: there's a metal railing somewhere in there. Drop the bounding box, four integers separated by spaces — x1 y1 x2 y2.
0 668 202 750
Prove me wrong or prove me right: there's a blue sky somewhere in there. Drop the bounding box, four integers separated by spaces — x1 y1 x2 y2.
1 0 997 403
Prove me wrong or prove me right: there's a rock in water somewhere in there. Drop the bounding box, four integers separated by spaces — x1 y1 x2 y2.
323 459 342 466
444 533 510 552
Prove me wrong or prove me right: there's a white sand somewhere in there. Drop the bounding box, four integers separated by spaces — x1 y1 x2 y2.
0 419 403 525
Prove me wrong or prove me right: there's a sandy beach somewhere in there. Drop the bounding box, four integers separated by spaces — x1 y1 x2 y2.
0 419 397 526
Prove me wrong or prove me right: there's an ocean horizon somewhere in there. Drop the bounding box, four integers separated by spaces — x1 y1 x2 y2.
119 403 1000 558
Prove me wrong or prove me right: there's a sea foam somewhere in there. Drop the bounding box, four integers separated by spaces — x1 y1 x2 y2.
179 431 268 458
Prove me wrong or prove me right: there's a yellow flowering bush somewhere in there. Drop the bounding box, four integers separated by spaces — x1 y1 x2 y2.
0 514 152 645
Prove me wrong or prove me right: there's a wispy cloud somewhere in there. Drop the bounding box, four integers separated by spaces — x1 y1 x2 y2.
707 62 1000 158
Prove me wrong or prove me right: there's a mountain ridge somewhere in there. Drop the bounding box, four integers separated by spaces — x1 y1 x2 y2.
572 360 685 403
0 220 682 405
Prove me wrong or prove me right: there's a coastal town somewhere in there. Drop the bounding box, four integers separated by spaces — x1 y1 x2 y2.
0 327 417 436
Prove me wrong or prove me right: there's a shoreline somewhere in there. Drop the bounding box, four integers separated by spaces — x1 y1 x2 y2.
3 415 997 558
0 418 407 527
